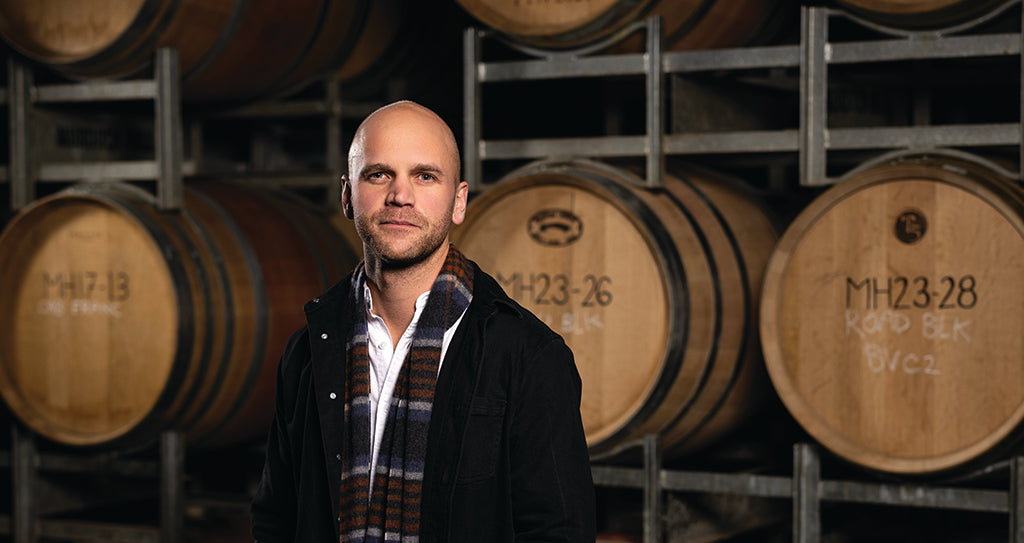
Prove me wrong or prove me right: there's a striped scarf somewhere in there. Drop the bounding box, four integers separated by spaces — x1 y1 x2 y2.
338 244 474 542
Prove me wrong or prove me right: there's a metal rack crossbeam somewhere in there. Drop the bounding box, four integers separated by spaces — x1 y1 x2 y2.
191 78 391 209
464 17 665 190
477 30 1021 80
801 3 1024 185
4 48 185 210
10 425 185 543
592 439 1024 543
466 2 1024 188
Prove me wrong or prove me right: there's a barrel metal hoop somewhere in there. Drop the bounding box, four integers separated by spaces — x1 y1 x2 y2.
184 186 268 445
180 0 248 82
170 190 238 436
660 173 757 452
833 0 1019 38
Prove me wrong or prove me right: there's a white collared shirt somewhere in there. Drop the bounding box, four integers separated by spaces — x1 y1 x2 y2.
363 283 466 494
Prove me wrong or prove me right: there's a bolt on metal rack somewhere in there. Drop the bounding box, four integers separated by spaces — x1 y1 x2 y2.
463 0 1024 190
5 48 188 211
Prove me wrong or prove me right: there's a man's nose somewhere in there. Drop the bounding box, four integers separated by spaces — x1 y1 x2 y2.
386 176 414 206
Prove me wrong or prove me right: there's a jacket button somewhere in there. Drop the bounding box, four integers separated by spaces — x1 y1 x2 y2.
312 297 320 303
329 392 337 400
321 333 328 340
336 453 342 461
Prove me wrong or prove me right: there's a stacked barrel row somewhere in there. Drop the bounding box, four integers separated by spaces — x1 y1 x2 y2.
453 0 1009 50
0 0 989 102
455 158 1024 479
0 0 455 453
450 0 1024 479
0 0 441 447
0 1 1021 484
0 0 460 102
0 0 394 451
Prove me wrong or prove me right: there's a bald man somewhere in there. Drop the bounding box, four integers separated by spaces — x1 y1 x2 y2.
251 101 596 542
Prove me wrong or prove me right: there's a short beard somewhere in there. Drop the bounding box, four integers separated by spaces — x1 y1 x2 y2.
355 211 453 270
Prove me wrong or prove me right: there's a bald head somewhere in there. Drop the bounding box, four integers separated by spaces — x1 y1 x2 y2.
347 100 461 186
340 99 469 273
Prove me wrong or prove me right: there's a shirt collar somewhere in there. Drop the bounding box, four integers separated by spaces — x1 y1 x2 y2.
361 277 431 321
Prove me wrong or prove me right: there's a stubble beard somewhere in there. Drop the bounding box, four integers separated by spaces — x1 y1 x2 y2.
355 208 453 270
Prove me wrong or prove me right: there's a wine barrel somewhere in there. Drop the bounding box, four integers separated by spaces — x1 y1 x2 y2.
333 0 466 101
0 181 359 448
0 0 368 102
329 210 364 258
833 0 1008 29
336 0 401 90
760 152 1024 476
452 159 779 457
455 0 790 52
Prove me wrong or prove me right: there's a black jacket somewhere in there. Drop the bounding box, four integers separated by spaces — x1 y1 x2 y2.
251 263 596 542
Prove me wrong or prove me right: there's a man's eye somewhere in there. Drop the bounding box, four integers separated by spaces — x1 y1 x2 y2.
417 173 437 182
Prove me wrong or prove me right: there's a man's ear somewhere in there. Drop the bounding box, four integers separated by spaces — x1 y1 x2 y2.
341 175 354 219
452 181 469 225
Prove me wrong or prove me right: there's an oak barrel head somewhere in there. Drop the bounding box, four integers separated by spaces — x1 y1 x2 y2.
761 154 1024 475
454 159 777 458
0 189 182 445
0 181 358 448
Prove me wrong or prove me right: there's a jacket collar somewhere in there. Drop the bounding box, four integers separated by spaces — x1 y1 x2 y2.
302 259 519 525
305 260 521 320
465 261 521 319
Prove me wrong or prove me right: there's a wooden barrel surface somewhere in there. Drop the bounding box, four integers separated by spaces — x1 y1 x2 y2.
455 0 789 52
760 154 1024 476
452 159 778 457
833 0 1008 28
0 0 368 102
0 181 359 448
336 0 401 86
332 0 466 101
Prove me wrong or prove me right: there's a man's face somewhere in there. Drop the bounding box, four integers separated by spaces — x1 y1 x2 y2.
343 106 467 269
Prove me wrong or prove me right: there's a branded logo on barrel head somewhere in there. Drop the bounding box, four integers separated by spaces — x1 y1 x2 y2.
527 209 582 247
895 209 927 244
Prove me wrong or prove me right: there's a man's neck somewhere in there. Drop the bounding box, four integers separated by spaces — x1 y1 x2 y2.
363 244 450 346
